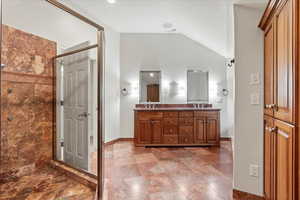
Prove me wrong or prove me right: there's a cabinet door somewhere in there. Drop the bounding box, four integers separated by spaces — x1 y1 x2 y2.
274 0 294 123
264 22 275 117
274 119 294 200
264 115 275 200
194 117 206 143
179 126 194 144
137 120 152 144
152 120 163 144
206 117 219 144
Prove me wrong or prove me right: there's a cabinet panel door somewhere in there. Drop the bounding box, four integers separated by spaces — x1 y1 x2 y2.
274 0 294 123
274 119 294 200
206 117 219 144
137 120 152 144
264 115 275 200
194 117 206 143
152 120 163 144
264 23 275 117
179 126 194 144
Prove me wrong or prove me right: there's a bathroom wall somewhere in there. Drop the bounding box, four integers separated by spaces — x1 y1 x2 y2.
233 5 264 196
0 25 56 177
120 33 229 139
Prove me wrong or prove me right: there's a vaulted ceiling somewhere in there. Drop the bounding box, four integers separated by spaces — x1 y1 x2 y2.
62 0 267 58
4 0 267 57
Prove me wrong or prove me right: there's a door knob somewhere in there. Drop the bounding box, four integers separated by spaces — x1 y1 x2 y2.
78 112 90 118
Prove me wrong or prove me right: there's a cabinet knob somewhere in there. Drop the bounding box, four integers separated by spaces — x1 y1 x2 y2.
265 126 277 133
265 104 278 110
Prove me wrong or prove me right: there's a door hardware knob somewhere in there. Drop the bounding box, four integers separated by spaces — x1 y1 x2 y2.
272 104 278 111
78 112 90 118
265 104 274 109
270 127 277 132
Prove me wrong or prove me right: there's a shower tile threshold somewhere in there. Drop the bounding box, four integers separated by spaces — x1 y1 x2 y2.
0 166 95 200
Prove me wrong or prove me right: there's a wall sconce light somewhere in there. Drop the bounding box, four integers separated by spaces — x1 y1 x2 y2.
222 89 229 96
226 59 235 68
121 81 139 97
121 88 129 96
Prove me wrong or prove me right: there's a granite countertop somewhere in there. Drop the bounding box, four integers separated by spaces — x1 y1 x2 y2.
134 107 221 111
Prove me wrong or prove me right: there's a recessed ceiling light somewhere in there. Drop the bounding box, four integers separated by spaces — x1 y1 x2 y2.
107 0 116 4
149 73 154 77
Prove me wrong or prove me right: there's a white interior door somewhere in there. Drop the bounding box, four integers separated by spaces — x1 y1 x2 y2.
63 55 90 170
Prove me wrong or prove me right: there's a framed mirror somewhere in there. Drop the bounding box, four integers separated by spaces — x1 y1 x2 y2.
139 71 161 103
187 70 209 103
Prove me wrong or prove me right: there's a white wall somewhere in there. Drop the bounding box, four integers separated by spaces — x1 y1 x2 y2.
104 29 121 143
120 33 230 139
233 5 264 196
227 66 235 139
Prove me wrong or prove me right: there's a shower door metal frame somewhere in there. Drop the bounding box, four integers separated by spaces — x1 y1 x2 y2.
45 1 105 199
0 0 2 172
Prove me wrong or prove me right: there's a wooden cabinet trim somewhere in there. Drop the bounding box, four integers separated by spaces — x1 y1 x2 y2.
261 0 298 198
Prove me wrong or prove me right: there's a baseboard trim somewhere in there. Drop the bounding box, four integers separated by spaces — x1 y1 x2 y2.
104 138 134 146
221 137 232 141
106 137 230 145
233 189 264 200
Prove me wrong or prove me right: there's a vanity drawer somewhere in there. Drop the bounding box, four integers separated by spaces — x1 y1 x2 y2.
164 118 178 126
179 118 194 126
163 135 178 144
179 126 193 135
194 111 218 117
179 133 194 144
164 126 178 135
137 112 163 120
179 111 194 118
163 111 178 118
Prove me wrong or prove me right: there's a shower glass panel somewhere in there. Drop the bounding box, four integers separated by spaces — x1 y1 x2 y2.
55 47 98 175
1 2 100 198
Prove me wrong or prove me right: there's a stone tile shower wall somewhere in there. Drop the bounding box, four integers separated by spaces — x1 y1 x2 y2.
0 25 56 177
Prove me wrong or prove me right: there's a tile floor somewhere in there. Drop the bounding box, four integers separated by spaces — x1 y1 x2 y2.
0 140 234 200
0 166 95 200
103 140 234 200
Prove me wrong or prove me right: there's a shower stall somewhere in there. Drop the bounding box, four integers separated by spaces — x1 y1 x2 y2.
0 0 104 199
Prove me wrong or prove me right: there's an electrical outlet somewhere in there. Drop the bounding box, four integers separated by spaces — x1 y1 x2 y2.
249 164 259 177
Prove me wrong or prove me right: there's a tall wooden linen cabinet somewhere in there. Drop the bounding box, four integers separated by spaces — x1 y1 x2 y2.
259 0 299 199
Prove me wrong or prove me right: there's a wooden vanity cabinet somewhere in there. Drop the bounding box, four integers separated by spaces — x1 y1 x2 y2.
134 109 220 147
135 112 163 144
194 111 220 145
179 111 194 144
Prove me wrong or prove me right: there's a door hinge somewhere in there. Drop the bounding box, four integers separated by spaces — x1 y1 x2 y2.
60 141 64 147
60 100 64 106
